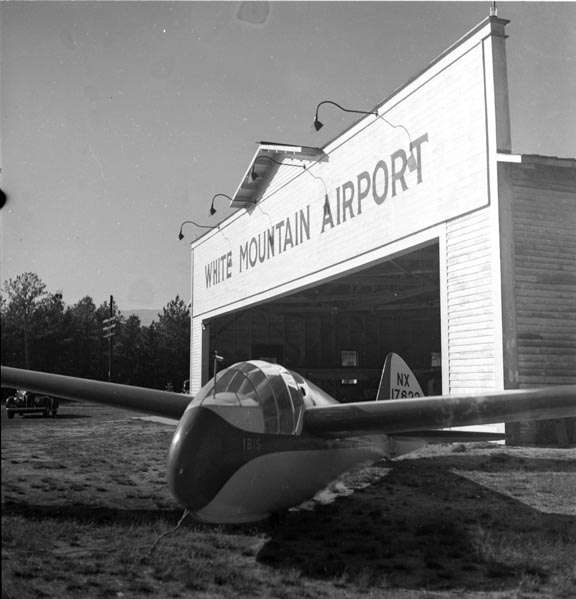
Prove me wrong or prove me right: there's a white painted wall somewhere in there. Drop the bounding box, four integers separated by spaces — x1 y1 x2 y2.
189 18 509 394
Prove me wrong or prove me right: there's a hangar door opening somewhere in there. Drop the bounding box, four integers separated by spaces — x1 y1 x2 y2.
206 242 441 402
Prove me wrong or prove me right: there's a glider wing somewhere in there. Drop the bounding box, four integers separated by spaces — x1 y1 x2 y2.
1 366 190 420
302 386 576 437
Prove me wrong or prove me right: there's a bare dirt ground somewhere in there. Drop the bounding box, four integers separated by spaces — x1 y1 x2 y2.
2 403 575 598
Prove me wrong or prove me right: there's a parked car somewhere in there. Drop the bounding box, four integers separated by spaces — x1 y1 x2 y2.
5 390 59 419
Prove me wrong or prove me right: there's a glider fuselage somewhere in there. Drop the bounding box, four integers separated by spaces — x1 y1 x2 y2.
166 359 428 523
167 402 394 523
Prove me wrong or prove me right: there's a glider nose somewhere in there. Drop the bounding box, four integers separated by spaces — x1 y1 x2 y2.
167 404 230 512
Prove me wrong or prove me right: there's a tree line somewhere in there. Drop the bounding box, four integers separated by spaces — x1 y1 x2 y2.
1 273 190 392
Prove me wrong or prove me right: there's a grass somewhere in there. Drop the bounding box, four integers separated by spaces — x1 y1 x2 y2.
471 526 576 597
2 403 575 598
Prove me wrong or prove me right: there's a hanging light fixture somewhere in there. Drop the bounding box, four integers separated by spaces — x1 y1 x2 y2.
209 193 234 216
178 219 214 240
313 100 377 131
313 99 417 170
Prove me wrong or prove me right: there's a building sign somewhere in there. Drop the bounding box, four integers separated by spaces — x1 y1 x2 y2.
319 133 427 233
204 133 429 288
193 41 489 316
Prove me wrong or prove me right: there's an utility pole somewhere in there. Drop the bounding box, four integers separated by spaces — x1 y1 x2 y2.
102 295 116 382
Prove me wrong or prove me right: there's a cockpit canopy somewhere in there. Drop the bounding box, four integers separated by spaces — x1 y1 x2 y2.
192 361 309 435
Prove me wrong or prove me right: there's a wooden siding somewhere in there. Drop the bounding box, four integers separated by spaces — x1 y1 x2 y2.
504 161 576 447
190 317 204 393
512 163 576 388
446 209 498 393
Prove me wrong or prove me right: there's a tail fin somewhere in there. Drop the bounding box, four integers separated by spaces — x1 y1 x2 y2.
376 353 424 400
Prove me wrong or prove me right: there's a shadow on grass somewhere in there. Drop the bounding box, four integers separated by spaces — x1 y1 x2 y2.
257 455 576 591
1 502 184 527
409 450 576 473
2 501 282 542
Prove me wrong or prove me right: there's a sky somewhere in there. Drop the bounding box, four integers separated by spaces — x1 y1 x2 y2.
1 1 575 311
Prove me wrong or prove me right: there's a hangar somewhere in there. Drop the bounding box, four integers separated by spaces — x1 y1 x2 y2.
187 17 576 440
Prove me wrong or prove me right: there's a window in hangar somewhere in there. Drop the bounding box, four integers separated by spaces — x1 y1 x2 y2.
207 242 441 402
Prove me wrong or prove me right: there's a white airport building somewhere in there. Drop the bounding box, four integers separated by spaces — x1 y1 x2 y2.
187 17 576 442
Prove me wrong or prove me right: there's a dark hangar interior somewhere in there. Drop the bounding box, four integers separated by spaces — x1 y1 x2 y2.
206 241 441 402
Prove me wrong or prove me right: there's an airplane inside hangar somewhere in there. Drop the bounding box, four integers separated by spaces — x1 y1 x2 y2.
205 242 441 403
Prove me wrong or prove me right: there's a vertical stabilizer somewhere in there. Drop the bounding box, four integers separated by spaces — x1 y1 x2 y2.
376 353 424 400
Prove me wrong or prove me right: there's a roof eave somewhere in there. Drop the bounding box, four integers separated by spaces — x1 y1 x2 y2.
230 142 326 209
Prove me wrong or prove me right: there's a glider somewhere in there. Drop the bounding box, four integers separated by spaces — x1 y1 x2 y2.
2 354 575 524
